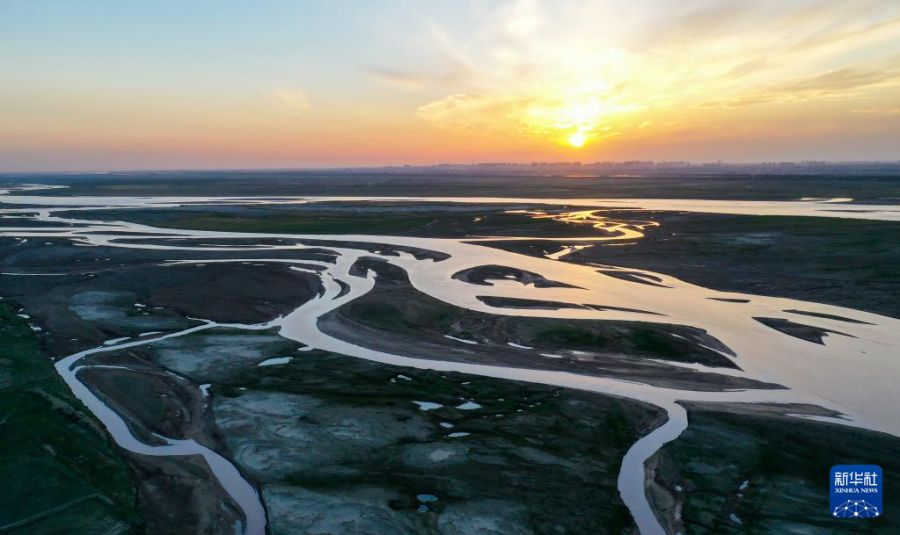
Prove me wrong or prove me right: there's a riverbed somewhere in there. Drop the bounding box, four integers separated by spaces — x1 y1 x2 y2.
2 186 899 535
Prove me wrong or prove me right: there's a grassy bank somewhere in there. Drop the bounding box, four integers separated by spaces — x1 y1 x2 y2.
0 304 144 533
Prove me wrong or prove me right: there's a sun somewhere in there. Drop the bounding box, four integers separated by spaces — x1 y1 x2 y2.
567 130 587 148
521 90 638 150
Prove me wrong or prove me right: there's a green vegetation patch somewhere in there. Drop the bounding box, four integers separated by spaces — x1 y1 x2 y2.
655 404 900 534
0 304 144 533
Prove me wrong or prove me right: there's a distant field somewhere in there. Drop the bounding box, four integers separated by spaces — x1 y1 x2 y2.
5 171 900 201
58 203 605 238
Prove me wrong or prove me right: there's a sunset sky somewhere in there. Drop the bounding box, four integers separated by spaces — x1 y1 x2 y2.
2 0 900 171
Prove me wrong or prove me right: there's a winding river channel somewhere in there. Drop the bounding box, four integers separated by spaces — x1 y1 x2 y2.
2 187 900 535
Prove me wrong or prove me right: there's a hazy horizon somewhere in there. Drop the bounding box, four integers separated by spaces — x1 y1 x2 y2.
6 159 900 177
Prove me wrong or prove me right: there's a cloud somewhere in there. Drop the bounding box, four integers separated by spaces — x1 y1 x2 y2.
376 0 900 146
783 10 900 56
697 7 900 87
725 58 776 79
853 106 900 115
425 20 478 78
643 1 757 46
783 66 899 93
701 63 900 108
368 66 467 91
417 93 524 132
368 68 431 91
273 89 311 110
496 0 542 39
